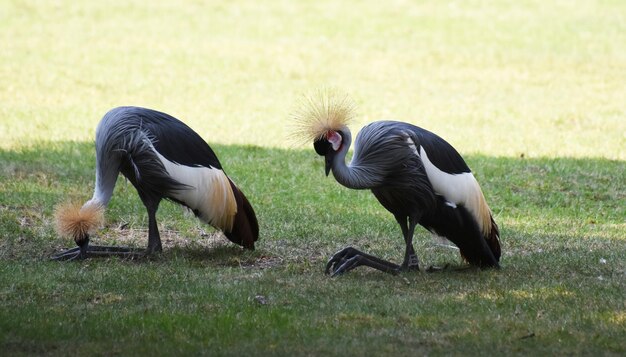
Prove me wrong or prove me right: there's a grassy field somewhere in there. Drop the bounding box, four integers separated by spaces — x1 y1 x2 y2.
1 0 625 355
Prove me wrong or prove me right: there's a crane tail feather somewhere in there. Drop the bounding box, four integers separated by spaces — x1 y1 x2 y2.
486 214 501 261
223 180 259 250
422 197 499 268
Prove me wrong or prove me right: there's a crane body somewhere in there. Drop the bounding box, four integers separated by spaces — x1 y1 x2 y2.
53 106 258 260
296 95 500 275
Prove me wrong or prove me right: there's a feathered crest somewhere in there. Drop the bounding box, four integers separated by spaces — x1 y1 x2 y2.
292 89 355 143
54 201 104 240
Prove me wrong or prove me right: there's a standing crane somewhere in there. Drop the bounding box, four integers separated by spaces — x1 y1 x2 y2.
53 106 258 260
295 93 500 276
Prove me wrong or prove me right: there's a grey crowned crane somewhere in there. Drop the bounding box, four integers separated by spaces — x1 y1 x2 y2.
53 106 258 260
295 94 501 276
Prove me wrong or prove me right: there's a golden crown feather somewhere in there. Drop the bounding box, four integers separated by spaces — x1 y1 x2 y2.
292 90 355 143
54 201 104 239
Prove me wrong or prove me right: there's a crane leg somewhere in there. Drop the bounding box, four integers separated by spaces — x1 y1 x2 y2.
325 215 422 277
398 216 420 271
145 201 163 254
50 236 145 261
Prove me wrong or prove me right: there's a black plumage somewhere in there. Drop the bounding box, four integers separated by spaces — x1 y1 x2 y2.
53 106 258 260
296 96 500 276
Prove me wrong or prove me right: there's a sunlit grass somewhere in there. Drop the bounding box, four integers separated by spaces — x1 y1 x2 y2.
1 0 624 158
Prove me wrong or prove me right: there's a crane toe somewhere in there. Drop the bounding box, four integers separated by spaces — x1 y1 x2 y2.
325 247 360 275
51 245 148 261
50 247 83 261
325 246 401 276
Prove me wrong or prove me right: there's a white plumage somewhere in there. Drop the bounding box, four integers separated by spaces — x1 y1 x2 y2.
155 151 237 231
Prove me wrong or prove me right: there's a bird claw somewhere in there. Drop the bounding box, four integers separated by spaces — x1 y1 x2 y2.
425 264 460 272
50 245 147 261
325 247 346 274
329 256 363 277
325 246 400 277
325 247 359 276
50 247 84 261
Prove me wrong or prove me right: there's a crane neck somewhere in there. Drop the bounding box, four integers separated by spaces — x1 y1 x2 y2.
330 127 376 190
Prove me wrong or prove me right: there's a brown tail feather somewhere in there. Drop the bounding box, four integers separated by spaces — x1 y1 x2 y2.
487 214 501 262
422 197 499 268
223 179 259 250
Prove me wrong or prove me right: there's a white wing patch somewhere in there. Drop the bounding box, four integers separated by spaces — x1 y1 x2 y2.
417 145 492 236
406 137 419 156
155 151 237 232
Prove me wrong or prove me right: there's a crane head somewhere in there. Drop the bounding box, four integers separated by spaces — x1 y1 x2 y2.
291 89 352 176
54 201 104 248
313 130 343 176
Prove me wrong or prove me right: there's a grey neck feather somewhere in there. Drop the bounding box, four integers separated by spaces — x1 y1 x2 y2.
330 127 382 190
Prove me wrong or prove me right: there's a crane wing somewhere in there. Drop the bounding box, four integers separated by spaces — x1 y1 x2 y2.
122 107 224 170
404 123 493 237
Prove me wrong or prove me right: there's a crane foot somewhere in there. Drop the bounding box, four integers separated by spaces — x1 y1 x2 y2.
425 264 451 272
424 264 480 273
400 254 420 271
50 245 147 261
325 246 400 277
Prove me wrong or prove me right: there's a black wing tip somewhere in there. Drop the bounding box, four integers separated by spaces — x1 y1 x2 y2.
224 180 259 250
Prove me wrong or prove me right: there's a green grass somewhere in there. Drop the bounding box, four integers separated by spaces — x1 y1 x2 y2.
1 0 625 355
1 144 624 355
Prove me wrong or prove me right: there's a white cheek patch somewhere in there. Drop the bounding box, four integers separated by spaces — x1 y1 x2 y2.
327 131 342 151
154 151 237 232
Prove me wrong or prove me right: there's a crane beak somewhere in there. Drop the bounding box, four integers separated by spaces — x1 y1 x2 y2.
324 156 332 176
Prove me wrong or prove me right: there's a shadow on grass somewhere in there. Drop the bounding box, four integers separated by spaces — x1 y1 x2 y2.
1 140 624 266
0 141 624 355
